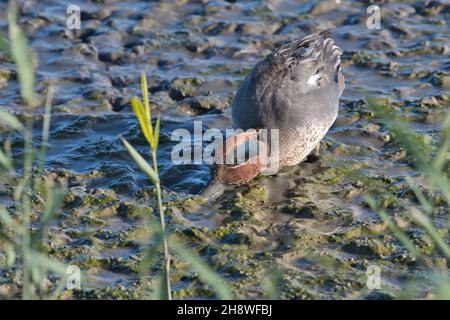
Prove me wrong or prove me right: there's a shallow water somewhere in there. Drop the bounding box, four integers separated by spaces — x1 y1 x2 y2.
0 0 449 299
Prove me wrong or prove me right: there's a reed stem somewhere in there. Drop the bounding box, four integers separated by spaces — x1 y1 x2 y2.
152 149 172 300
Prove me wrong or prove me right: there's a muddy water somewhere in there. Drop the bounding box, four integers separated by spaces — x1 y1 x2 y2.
0 0 449 299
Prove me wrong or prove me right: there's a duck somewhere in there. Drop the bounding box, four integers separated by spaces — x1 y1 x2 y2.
206 28 344 192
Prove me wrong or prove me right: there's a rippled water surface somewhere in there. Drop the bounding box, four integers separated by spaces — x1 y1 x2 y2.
0 0 449 299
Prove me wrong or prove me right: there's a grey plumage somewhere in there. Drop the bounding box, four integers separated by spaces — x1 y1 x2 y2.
231 28 345 167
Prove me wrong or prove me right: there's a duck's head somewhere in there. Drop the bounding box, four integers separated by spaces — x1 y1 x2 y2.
214 130 268 185
199 130 272 200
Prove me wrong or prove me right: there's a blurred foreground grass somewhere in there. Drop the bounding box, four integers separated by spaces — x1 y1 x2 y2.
367 104 450 299
0 0 69 299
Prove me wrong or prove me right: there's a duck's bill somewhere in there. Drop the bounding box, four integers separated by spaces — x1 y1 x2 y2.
199 177 225 201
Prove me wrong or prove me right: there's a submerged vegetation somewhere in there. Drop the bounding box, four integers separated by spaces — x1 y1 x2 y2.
0 0 449 300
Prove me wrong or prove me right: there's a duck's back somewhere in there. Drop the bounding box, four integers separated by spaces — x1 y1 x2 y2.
231 28 344 166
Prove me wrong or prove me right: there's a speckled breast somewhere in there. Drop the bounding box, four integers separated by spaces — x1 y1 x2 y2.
279 116 336 167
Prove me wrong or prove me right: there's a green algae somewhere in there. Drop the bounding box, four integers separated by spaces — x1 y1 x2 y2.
117 202 152 220
1 0 450 301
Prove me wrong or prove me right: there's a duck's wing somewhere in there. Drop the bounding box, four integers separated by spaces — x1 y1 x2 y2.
232 28 344 130
267 27 342 94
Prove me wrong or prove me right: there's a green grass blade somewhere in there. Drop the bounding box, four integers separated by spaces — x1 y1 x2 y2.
0 109 24 131
150 272 166 300
381 114 450 208
264 266 282 300
435 272 450 299
410 207 450 261
0 33 10 55
38 87 53 173
406 178 433 214
28 250 69 275
0 234 16 266
8 0 35 105
154 116 160 150
170 237 233 300
141 71 151 123
120 136 159 185
432 112 450 171
0 205 15 227
366 196 420 259
0 148 13 171
131 96 154 147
